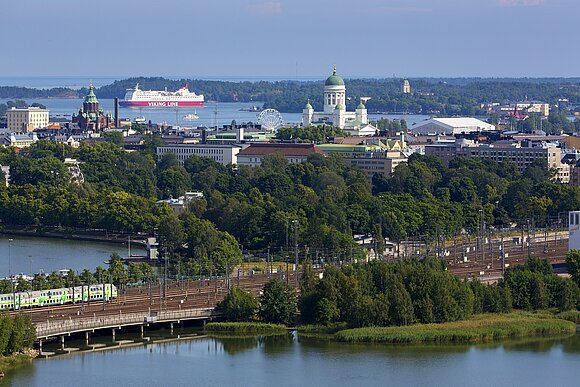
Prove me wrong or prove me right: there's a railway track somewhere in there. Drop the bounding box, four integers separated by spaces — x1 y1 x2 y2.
11 272 299 324
446 237 568 279
10 236 570 325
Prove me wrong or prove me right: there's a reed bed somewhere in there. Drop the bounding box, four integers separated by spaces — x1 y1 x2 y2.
204 322 288 334
297 323 349 335
557 310 580 324
0 354 33 374
334 313 576 344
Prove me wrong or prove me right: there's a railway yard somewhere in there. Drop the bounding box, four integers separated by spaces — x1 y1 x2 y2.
9 272 298 325
8 232 570 328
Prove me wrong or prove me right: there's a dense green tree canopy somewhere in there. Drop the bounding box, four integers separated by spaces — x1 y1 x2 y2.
260 279 297 325
218 287 259 322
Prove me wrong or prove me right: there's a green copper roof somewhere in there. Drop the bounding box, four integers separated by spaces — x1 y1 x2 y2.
357 100 366 109
84 83 99 104
335 103 344 110
317 144 377 152
325 65 345 86
304 99 313 110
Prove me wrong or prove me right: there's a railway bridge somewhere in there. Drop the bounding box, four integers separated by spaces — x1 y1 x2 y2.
35 307 221 355
11 234 572 356
17 271 297 356
35 308 218 340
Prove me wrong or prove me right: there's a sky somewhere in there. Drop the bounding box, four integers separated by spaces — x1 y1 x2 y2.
0 0 579 79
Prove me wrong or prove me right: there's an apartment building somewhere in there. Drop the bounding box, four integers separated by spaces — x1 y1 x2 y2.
6 107 49 132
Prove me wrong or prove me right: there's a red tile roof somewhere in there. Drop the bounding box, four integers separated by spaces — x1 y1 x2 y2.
238 143 324 157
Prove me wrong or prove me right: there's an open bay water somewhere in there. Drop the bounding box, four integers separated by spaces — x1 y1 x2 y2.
1 98 429 128
0 236 144 277
0 75 430 127
3 333 580 386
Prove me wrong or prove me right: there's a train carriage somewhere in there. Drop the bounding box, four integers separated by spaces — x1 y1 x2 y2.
0 284 117 311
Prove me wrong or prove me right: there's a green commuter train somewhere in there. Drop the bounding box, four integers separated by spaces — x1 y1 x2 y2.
0 284 118 311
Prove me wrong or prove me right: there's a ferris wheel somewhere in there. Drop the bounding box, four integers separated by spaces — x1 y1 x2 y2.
257 109 284 132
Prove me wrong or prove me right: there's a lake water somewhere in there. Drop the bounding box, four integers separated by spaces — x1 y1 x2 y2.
3 333 580 386
0 235 144 277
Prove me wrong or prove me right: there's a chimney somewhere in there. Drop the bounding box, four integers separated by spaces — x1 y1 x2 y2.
236 126 244 143
114 97 120 128
201 128 207 144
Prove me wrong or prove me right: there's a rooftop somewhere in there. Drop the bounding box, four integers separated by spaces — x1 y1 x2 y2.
237 143 324 157
431 117 495 128
8 107 48 112
317 144 376 152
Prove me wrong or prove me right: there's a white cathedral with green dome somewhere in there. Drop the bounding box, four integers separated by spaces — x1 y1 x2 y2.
302 65 377 136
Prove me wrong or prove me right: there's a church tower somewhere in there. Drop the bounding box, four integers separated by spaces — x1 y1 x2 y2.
333 102 346 128
72 82 110 131
302 99 314 127
324 65 346 114
83 82 101 115
402 79 411 94
355 99 368 124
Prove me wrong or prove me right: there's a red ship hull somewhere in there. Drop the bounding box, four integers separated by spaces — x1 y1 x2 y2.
119 101 204 108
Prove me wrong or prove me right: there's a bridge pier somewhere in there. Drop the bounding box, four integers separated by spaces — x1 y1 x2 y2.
39 339 43 352
35 305 222 347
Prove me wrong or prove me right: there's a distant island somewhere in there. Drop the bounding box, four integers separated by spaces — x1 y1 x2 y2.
1 76 580 115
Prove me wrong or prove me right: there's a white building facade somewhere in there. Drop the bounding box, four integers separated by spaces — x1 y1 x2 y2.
6 107 49 132
569 211 580 250
411 117 495 136
156 143 241 166
302 66 372 134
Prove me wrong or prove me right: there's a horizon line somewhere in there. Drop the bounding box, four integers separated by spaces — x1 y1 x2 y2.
2 75 580 80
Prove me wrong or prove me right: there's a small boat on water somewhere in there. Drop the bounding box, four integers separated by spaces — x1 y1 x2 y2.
183 113 199 121
239 106 262 112
134 116 146 123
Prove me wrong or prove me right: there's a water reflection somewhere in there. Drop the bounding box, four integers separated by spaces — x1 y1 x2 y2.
4 333 580 387
209 332 295 356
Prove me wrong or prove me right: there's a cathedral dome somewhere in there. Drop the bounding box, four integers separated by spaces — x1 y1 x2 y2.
325 65 345 86
84 83 99 104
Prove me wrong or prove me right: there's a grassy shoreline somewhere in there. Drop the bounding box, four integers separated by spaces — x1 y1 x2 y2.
204 322 288 334
0 354 34 375
557 310 580 324
297 323 349 335
333 312 576 344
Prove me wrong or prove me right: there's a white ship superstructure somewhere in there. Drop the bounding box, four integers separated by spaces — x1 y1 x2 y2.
120 84 204 107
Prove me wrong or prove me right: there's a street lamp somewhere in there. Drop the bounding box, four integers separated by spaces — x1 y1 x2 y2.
8 238 13 277
478 209 484 264
8 238 14 311
292 220 298 273
163 245 168 308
